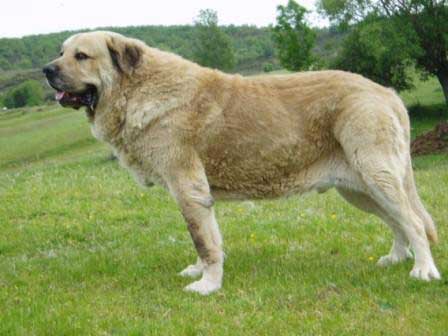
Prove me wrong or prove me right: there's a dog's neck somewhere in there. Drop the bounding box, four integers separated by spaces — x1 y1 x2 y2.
89 79 128 144
88 49 222 146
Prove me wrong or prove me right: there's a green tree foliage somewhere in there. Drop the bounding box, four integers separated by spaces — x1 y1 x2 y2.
263 62 274 73
272 0 316 71
3 80 44 108
192 9 235 71
333 15 418 91
318 0 448 104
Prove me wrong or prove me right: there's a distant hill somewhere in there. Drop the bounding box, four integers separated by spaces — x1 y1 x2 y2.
0 25 277 73
0 25 343 100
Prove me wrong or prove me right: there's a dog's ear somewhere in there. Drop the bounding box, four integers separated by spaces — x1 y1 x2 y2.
107 36 142 75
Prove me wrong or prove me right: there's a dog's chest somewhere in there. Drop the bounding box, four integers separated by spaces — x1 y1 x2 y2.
112 144 163 188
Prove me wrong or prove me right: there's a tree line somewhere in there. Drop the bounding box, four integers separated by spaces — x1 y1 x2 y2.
0 25 277 73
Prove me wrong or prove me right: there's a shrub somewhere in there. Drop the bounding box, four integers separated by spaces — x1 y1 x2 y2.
263 63 274 73
3 80 44 108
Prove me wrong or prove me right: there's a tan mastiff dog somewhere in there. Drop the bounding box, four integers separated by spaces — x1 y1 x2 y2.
44 31 440 295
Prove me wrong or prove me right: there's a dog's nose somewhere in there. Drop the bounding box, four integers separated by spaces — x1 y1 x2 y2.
43 64 59 78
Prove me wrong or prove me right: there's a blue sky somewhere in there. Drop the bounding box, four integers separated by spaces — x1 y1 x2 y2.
0 0 327 38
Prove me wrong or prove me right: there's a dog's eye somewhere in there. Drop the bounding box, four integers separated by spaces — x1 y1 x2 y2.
75 52 89 61
59 51 64 57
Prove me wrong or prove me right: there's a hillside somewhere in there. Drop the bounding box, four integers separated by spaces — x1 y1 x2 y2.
0 25 342 73
0 25 274 73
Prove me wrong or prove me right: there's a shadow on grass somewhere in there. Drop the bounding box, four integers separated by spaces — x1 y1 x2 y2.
0 137 98 170
408 103 447 121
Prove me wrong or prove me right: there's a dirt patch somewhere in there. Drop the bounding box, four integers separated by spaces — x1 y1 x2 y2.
411 121 448 156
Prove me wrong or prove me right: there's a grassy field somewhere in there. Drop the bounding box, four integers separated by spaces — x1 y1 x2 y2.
1 86 447 334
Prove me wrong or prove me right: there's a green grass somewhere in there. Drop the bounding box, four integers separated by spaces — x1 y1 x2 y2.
401 74 447 140
0 105 108 172
1 97 447 335
401 75 445 108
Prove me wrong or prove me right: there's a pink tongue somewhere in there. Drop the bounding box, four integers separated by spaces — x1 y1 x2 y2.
55 91 65 101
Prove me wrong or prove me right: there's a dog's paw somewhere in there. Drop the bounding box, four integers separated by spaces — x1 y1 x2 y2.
410 262 441 281
179 263 204 278
184 279 221 295
377 248 413 267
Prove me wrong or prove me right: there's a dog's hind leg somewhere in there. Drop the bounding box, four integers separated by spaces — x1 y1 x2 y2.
359 158 439 280
336 187 412 266
165 156 224 295
335 102 440 280
403 163 438 243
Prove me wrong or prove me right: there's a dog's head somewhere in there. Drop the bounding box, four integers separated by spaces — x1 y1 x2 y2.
43 31 143 117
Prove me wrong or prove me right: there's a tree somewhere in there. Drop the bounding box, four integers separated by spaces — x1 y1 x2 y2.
272 0 316 71
332 15 419 91
193 9 235 72
318 0 448 105
3 80 44 108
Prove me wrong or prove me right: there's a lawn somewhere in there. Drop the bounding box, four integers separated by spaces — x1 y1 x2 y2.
1 94 447 334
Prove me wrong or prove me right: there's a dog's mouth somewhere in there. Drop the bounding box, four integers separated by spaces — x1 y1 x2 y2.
54 85 98 112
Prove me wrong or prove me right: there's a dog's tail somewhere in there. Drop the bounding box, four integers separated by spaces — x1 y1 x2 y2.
404 162 438 243
393 94 438 244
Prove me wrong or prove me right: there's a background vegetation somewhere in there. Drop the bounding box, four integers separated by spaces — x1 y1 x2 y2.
2 80 44 108
0 25 276 74
192 9 236 71
318 0 448 105
272 0 316 71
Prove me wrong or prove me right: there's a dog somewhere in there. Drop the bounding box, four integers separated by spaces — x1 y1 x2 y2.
44 31 441 295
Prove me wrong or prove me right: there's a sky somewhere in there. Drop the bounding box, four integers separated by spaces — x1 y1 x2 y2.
0 0 328 38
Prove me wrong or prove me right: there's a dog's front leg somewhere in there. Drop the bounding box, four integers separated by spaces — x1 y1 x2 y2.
165 164 224 295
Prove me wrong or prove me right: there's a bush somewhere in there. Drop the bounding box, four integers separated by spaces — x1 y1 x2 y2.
3 80 44 108
263 63 274 73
